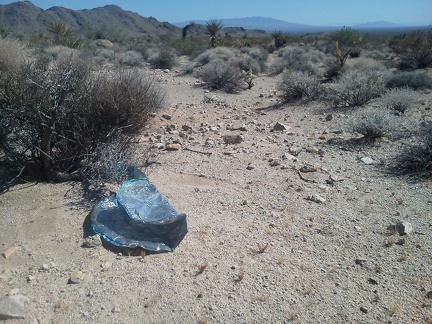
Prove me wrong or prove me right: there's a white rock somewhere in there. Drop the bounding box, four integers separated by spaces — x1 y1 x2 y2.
0 297 25 320
360 157 373 165
306 194 326 203
396 221 413 235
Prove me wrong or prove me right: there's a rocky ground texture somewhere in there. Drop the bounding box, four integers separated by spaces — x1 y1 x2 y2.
1 58 432 323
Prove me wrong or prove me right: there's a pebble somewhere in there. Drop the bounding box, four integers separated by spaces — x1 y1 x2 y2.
272 122 290 131
223 135 244 144
165 143 182 151
68 271 85 284
360 157 373 165
395 221 413 235
306 194 326 204
360 306 368 314
83 235 102 248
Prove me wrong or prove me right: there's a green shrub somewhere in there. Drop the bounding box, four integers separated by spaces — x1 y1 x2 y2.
348 110 397 141
278 71 323 103
386 71 432 90
380 87 419 114
331 69 386 106
389 30 432 69
200 59 241 93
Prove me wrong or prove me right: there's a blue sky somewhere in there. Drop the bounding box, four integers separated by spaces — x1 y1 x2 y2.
1 0 431 26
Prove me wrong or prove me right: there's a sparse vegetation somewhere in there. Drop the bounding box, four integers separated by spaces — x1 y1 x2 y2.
380 87 419 114
278 71 323 103
331 68 386 106
386 71 432 90
329 27 366 67
348 110 397 141
199 59 242 93
389 30 432 69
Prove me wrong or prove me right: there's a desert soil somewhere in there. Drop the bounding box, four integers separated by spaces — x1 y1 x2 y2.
1 56 432 324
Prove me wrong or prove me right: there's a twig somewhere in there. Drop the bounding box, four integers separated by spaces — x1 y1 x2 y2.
183 147 212 156
8 165 26 184
293 168 318 183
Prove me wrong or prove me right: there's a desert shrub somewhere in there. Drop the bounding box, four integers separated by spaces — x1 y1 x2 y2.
396 122 432 172
348 110 397 141
230 54 262 74
195 47 235 66
200 59 242 93
270 46 311 75
117 50 143 66
244 47 268 72
345 57 387 72
362 48 389 61
385 71 432 90
329 27 366 67
0 36 28 72
0 57 165 182
389 30 432 69
331 69 386 106
380 87 419 114
149 47 177 69
278 71 323 103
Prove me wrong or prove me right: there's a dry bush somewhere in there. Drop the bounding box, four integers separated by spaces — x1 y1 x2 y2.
195 47 235 66
396 122 432 172
380 87 419 114
278 71 323 103
348 110 397 141
330 69 386 106
117 50 143 67
0 56 165 182
0 36 28 72
386 71 432 90
148 47 178 69
200 59 242 93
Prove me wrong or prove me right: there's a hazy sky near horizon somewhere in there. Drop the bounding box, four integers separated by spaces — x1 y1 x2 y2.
1 0 431 26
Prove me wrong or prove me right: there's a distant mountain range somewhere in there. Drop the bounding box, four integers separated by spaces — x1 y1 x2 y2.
174 17 419 34
0 1 429 39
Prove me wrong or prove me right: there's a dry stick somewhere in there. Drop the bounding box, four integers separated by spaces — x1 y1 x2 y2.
183 147 212 156
293 168 318 184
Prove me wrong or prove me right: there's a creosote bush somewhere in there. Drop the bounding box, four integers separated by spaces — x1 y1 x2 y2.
386 72 432 90
200 59 242 93
278 71 323 103
380 87 419 114
0 36 28 72
396 122 432 172
331 68 386 107
348 110 397 141
0 57 165 182
149 47 178 69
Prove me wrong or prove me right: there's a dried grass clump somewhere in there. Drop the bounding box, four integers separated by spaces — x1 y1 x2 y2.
348 110 397 141
331 69 386 106
0 36 28 72
380 87 419 114
278 71 323 103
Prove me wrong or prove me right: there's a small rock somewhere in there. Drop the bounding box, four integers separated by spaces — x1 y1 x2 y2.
229 124 247 131
395 221 413 235
299 165 317 173
289 147 302 156
360 306 368 314
165 143 182 151
0 297 25 320
111 306 121 313
161 114 172 120
246 163 255 170
426 291 432 299
223 150 236 155
282 153 297 161
223 135 244 144
306 147 320 154
306 194 326 203
360 157 373 165
68 271 85 284
325 114 333 121
329 174 344 182
83 235 102 248
355 258 367 266
368 278 378 285
273 122 290 131
269 160 281 167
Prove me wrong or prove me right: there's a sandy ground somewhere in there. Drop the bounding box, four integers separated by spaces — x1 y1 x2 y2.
1 57 432 323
